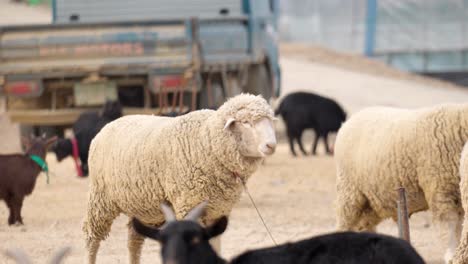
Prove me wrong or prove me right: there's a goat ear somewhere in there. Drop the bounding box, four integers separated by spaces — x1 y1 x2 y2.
21 136 31 150
4 248 33 264
132 218 162 241
223 118 236 131
46 136 58 147
204 216 228 239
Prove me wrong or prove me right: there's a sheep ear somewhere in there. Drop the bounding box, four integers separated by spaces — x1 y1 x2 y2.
204 216 228 239
49 247 71 264
184 200 208 221
223 118 236 131
132 218 162 241
4 248 32 264
161 202 176 222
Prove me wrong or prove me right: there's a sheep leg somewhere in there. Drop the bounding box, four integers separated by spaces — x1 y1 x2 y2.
83 193 119 264
323 133 332 155
311 132 319 155
433 212 463 264
453 217 468 264
127 219 146 264
287 130 297 156
336 179 380 232
296 132 308 156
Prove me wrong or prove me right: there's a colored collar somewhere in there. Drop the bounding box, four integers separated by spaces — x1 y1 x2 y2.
232 172 245 185
29 154 49 184
71 137 84 177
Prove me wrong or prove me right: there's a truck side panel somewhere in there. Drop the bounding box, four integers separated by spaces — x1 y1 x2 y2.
54 0 243 23
0 22 190 75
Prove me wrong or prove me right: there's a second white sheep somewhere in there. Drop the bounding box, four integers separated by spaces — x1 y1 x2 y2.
334 104 468 264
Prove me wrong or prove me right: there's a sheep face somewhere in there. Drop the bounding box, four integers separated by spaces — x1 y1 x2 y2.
224 116 277 158
51 138 72 161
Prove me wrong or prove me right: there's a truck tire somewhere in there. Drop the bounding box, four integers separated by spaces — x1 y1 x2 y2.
245 64 272 100
199 80 225 110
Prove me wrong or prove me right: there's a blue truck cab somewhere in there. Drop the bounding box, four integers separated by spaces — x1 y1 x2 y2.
0 0 281 137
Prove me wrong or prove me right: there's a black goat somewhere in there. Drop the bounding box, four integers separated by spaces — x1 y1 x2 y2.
52 100 122 176
133 202 425 264
0 134 57 225
275 91 346 156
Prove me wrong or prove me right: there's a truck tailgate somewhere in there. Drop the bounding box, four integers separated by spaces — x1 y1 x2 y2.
0 21 190 75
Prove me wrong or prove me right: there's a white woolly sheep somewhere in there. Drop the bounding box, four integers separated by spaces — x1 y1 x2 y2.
83 93 277 264
334 104 468 264
452 142 468 264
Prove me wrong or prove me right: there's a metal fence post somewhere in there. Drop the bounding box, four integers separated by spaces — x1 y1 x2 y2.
397 187 411 243
364 0 377 57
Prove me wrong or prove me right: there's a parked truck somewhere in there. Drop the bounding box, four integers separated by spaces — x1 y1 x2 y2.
0 0 281 137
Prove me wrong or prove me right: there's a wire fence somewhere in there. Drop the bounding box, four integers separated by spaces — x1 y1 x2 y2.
279 0 468 54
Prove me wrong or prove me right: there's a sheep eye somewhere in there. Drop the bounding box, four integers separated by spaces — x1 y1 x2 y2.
241 121 252 127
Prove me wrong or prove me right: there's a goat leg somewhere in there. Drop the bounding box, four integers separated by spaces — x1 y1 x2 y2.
6 197 15 225
11 195 24 225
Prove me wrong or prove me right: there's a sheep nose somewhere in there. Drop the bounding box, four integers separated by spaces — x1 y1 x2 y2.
266 142 276 151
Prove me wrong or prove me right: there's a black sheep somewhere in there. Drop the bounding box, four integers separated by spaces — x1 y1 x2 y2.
52 100 122 176
133 201 425 264
275 91 346 156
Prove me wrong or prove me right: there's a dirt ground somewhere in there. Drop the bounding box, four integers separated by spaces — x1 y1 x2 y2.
3 56 468 263
3 2 468 264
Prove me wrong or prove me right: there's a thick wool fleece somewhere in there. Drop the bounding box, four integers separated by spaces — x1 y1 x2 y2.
83 94 274 243
452 143 468 264
334 104 468 232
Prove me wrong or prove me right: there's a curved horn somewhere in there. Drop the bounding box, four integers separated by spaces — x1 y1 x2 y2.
4 249 32 264
161 202 176 222
49 247 71 264
184 200 208 221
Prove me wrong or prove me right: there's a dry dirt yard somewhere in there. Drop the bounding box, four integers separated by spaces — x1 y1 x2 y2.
3 2 468 264
3 56 468 264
